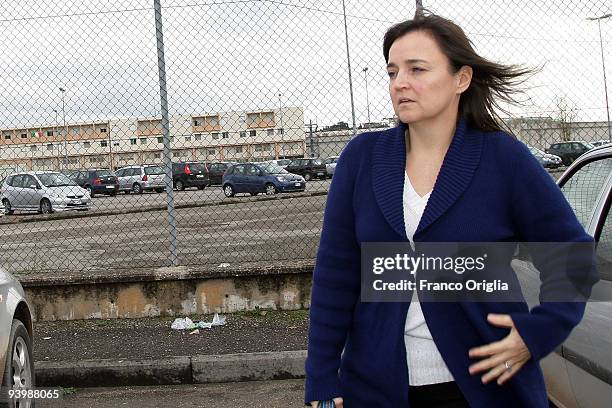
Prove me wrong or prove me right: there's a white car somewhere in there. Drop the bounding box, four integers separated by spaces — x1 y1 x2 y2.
1 171 91 214
0 268 35 404
324 156 339 178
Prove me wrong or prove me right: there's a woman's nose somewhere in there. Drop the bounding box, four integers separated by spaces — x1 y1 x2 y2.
392 71 411 90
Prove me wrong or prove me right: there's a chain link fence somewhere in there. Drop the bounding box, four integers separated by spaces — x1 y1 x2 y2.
0 0 610 277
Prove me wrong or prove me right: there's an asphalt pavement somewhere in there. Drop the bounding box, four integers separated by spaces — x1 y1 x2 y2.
41 380 306 408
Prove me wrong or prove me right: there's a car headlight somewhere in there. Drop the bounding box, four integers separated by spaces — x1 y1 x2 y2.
276 176 287 182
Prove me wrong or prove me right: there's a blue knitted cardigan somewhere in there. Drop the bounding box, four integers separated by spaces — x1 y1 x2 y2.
305 118 598 407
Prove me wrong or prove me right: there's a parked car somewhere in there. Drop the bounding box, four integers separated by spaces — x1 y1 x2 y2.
528 147 562 169
324 156 339 177
68 168 119 197
264 159 292 169
115 165 166 194
172 162 210 191
284 158 327 181
1 267 35 400
546 141 594 166
592 139 612 147
514 144 612 407
1 171 90 214
207 162 235 186
221 162 305 197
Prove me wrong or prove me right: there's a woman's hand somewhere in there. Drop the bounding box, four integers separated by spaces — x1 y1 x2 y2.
310 397 344 407
468 313 531 385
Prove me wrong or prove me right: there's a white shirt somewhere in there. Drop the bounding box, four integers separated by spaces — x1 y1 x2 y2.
403 173 455 385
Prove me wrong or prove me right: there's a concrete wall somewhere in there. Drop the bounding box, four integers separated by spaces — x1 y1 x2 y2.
22 266 313 321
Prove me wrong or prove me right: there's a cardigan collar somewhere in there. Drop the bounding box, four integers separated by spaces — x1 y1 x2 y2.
371 117 483 240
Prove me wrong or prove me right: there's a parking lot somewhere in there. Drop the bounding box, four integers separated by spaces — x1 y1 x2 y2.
0 190 327 278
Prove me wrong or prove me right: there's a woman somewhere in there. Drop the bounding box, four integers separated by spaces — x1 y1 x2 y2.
305 12 598 408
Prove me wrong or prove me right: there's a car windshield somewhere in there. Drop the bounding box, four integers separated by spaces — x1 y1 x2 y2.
96 170 115 177
260 162 288 174
312 159 323 165
583 142 595 149
38 173 78 187
144 166 165 175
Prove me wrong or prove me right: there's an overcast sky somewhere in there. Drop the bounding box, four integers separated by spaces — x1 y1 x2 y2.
0 0 610 131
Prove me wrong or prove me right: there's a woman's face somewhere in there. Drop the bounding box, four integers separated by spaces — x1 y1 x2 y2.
387 30 469 125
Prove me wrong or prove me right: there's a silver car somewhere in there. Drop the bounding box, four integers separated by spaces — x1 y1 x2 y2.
324 156 339 178
1 171 91 214
1 268 35 406
115 165 166 194
516 144 612 407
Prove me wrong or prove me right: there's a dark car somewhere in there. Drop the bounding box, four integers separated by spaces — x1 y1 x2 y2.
68 168 119 197
172 162 210 191
221 162 305 197
284 158 327 181
546 141 594 166
207 162 234 186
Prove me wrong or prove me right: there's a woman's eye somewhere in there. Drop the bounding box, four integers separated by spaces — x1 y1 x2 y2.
387 71 397 78
412 67 425 72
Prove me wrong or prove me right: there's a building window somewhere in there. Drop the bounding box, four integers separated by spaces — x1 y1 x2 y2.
185 136 191 142
100 128 107 133
267 129 274 136
255 145 263 152
3 134 11 140
83 142 91 148
212 132 219 140
46 144 53 151
208 149 216 155
154 153 161 159
30 145 37 152
235 146 243 153
222 132 229 139
21 133 27 139
47 130 54 137
157 137 163 143
193 119 200 126
240 131 246 138
278 128 284 135
194 133 201 141
249 130 257 137
113 141 120 147
131 138 137 145
140 138 147 145
100 140 108 148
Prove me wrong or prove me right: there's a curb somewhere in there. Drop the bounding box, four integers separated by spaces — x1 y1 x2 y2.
35 350 307 388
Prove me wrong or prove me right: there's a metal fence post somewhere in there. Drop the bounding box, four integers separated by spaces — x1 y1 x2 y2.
153 0 179 267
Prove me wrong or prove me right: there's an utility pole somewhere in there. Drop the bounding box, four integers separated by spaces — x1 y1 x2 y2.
59 87 68 170
587 14 611 141
362 67 371 127
341 0 357 137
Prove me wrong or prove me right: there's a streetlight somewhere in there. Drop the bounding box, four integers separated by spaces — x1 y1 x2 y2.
587 13 612 141
341 0 357 136
53 109 59 170
58 87 68 169
362 67 371 127
278 92 284 158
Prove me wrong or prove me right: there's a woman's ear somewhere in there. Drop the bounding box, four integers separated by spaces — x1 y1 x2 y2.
456 65 473 94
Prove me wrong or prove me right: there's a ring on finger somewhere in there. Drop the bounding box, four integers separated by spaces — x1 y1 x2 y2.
504 360 512 372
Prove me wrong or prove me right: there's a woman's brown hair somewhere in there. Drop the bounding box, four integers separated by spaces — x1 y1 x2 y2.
383 12 534 132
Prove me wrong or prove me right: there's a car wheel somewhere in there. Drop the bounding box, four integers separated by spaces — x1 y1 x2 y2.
304 173 312 181
223 184 235 197
265 183 277 195
197 185 205 190
175 180 185 191
3 319 35 401
109 192 117 197
155 188 164 193
2 198 14 215
132 183 143 194
86 185 95 198
40 198 53 214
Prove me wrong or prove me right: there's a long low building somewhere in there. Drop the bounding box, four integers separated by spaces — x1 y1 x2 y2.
0 107 306 172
